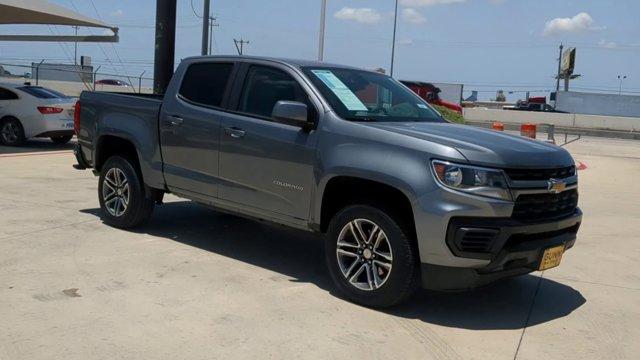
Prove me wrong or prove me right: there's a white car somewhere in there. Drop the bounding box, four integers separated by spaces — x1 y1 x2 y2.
0 82 77 146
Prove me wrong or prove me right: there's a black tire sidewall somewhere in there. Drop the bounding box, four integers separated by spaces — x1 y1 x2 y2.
98 156 152 228
325 205 418 308
51 135 73 144
0 117 25 146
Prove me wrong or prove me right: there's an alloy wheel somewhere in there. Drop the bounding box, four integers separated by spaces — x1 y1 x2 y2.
102 168 130 217
336 218 393 291
1 122 19 143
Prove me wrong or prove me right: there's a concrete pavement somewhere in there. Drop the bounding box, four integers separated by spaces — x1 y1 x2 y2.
0 137 638 359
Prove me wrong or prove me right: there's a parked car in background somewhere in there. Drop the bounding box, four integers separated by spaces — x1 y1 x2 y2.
503 96 567 113
401 81 463 114
74 56 581 307
94 79 130 87
0 82 76 146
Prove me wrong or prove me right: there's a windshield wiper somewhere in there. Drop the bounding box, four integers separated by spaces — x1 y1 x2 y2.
343 116 378 122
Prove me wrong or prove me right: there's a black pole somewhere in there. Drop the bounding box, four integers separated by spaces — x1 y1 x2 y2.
154 0 177 94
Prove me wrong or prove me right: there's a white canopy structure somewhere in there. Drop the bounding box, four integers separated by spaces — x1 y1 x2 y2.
0 0 118 42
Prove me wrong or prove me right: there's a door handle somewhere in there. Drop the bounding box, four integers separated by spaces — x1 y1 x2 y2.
167 115 184 126
225 127 246 139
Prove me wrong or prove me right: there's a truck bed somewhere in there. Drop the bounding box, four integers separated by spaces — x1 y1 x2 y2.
75 90 166 188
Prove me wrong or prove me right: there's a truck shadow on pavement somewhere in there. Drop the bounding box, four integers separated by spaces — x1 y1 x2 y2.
0 138 75 155
82 200 586 331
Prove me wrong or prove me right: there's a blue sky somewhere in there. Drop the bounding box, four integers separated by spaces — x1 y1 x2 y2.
1 0 639 100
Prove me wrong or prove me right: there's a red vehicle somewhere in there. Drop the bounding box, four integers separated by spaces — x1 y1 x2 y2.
400 81 462 114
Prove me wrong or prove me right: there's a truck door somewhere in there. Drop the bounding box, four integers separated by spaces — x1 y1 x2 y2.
159 61 236 198
217 64 319 220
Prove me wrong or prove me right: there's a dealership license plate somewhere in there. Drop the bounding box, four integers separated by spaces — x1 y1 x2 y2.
539 245 565 271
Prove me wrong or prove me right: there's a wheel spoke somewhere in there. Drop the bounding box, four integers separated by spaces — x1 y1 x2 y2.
349 263 367 285
365 264 374 290
349 222 365 246
337 248 358 258
353 220 368 244
371 262 382 288
373 231 385 251
366 225 379 244
105 176 117 188
374 250 392 263
373 259 392 270
343 258 360 278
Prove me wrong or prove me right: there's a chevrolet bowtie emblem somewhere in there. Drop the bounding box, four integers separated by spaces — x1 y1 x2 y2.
547 178 567 194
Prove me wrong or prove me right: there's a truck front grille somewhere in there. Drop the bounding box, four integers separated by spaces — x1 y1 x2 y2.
505 166 575 181
512 189 578 222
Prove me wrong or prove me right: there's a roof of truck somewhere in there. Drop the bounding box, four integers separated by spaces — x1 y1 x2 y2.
182 55 369 72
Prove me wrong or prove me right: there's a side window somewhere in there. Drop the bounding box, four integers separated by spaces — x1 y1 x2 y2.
238 65 315 120
179 62 234 108
0 87 18 100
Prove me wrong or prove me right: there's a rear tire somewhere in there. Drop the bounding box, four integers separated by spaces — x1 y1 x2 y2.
50 135 73 144
0 117 25 146
98 155 154 229
325 205 419 308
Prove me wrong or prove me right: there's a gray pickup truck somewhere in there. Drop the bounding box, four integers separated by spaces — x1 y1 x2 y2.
74 56 581 307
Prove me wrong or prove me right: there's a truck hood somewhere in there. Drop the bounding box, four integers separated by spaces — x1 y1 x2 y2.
363 122 574 168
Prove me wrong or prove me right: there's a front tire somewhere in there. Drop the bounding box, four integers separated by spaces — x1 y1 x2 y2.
0 117 25 146
98 156 154 229
325 205 419 308
50 135 73 144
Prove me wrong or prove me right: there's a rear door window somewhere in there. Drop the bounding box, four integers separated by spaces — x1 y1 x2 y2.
179 62 234 108
17 86 70 99
0 87 18 100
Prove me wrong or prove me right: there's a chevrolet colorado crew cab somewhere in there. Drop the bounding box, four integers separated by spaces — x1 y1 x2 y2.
74 56 581 307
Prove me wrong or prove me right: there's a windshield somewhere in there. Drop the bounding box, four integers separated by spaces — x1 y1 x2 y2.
302 67 444 123
17 86 71 99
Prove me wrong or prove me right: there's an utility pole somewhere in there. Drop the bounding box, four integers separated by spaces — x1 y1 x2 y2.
73 26 79 65
234 38 250 55
154 0 177 94
390 0 399 77
201 0 210 55
318 0 327 61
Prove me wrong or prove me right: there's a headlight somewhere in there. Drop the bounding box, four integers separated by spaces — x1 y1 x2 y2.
431 160 512 201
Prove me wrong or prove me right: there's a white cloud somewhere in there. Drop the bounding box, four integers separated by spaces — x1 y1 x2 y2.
400 0 466 7
402 8 426 24
334 7 382 24
543 12 602 36
398 38 414 45
110 9 123 17
598 39 617 49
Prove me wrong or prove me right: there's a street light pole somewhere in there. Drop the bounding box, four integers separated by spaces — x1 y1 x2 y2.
618 75 627 95
390 0 399 77
318 0 327 61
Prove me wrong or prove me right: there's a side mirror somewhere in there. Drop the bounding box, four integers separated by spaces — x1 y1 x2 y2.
272 100 314 130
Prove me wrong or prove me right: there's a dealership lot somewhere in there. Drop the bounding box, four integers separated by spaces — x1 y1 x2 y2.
1 137 639 360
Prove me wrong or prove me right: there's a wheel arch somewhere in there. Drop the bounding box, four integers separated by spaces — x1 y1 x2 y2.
317 175 417 245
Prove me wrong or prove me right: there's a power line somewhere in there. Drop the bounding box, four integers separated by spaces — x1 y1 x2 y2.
233 38 250 55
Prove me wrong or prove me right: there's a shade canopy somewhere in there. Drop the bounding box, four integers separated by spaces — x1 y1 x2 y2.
0 0 118 42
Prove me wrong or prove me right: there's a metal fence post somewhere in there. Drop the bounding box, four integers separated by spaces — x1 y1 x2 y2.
35 59 44 85
138 71 146 93
93 65 101 91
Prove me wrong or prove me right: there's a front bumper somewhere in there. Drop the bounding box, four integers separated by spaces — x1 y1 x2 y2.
421 209 582 291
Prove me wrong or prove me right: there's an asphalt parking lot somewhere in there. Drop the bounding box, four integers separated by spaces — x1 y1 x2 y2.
1 136 638 360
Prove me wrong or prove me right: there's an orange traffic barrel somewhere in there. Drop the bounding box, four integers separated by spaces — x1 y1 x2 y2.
520 123 536 139
492 122 504 131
